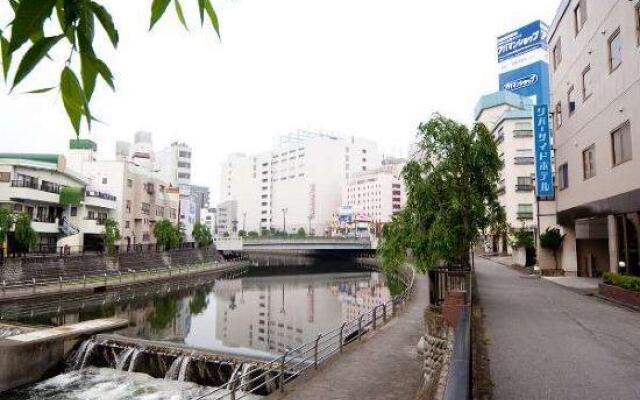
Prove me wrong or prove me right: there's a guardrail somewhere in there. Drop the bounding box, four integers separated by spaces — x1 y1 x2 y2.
0 259 247 297
193 267 416 400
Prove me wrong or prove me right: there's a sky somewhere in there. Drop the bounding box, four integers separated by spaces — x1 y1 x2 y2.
0 0 559 204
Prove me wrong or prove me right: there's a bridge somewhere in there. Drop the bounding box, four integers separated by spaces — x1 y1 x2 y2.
213 237 377 252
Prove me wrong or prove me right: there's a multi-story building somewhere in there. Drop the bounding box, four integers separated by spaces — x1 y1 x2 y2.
548 0 640 277
475 92 537 254
158 141 193 186
343 158 406 226
201 207 216 233
67 138 180 248
215 200 238 236
0 150 117 253
219 131 381 235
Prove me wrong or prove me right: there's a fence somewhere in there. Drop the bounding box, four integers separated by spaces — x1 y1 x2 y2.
428 265 472 307
191 267 416 400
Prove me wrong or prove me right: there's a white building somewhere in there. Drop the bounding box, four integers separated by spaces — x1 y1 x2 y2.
0 150 117 253
215 200 238 236
548 0 640 276
157 141 193 187
475 92 537 254
219 131 381 235
343 158 406 226
201 207 216 233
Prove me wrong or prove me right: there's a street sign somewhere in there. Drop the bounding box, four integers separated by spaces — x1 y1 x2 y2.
533 105 554 198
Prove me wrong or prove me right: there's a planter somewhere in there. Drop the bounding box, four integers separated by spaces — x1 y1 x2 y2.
599 283 640 308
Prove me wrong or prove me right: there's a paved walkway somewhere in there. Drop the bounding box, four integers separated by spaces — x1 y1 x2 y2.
477 257 640 400
280 274 428 400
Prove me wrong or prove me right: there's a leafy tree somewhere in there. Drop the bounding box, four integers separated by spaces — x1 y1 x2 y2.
237 229 247 238
378 115 504 273
192 221 213 248
0 208 14 251
104 218 120 255
153 219 180 250
0 0 220 136
511 228 534 250
296 227 306 238
539 227 565 270
247 230 259 238
14 212 37 254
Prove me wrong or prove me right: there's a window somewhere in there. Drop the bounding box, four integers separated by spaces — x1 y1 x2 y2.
102 177 108 184
127 179 133 188
567 86 576 116
125 221 130 229
554 102 563 129
608 28 622 72
582 65 593 100
517 204 534 220
636 3 640 46
126 200 131 213
612 121 632 166
582 145 596 179
70 207 78 217
574 0 587 35
553 39 562 69
558 163 569 190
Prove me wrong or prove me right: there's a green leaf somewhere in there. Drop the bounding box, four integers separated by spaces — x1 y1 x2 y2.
12 35 64 90
9 0 57 53
8 0 19 12
24 86 57 94
56 0 76 45
203 0 220 37
150 0 172 30
197 0 205 26
174 0 188 30
93 57 115 90
60 66 91 136
80 53 98 100
0 32 11 81
89 1 119 47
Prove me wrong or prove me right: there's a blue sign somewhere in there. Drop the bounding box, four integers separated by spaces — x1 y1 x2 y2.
499 61 550 106
497 21 549 63
533 105 554 198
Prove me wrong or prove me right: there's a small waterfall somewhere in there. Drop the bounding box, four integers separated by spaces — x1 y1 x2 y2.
115 348 135 371
165 356 184 380
69 340 92 370
177 356 191 382
128 349 142 373
79 340 98 370
240 363 255 390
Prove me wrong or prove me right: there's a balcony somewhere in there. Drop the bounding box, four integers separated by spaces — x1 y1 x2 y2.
514 157 534 165
513 130 533 138
80 218 106 234
9 180 60 203
85 190 117 209
31 220 60 234
517 212 534 220
515 184 534 192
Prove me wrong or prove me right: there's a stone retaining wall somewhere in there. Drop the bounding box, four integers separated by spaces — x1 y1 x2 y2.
415 307 454 400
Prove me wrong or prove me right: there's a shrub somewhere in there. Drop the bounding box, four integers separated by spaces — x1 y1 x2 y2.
603 272 640 292
511 228 534 249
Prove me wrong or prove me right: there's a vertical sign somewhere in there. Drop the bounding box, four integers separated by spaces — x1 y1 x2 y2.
533 105 554 198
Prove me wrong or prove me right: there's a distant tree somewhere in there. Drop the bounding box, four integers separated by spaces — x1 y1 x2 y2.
247 231 259 238
378 115 504 273
104 218 120 255
260 228 271 238
0 208 14 252
14 212 37 254
296 227 306 238
192 222 213 248
153 219 180 250
540 227 565 270
223 232 230 238
0 0 220 136
237 229 247 238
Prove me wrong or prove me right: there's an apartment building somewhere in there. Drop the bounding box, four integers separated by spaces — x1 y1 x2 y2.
475 92 538 254
343 158 407 225
0 151 117 253
549 0 640 276
67 138 179 248
219 131 381 235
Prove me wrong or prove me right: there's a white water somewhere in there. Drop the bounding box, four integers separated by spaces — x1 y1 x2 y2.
177 356 190 382
79 340 98 370
115 348 135 371
128 348 142 373
164 356 184 380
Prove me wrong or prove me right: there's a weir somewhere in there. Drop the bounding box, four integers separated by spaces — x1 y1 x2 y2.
71 334 291 396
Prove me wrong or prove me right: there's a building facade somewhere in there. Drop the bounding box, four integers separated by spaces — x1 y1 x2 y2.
549 0 640 276
475 92 538 254
219 131 381 235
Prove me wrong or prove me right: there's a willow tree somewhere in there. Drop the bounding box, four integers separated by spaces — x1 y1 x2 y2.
192 222 213 248
104 218 120 255
378 114 505 273
0 0 220 136
14 212 37 254
153 219 181 250
0 208 14 254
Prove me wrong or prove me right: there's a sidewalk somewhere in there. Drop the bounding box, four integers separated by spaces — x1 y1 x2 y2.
278 274 429 400
476 257 640 400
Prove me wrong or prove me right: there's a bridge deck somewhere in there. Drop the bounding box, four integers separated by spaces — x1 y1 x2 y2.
5 318 128 344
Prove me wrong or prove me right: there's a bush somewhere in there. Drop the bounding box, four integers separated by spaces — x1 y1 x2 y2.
511 228 534 249
603 272 640 292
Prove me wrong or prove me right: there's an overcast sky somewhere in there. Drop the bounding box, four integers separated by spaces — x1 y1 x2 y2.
1 0 559 203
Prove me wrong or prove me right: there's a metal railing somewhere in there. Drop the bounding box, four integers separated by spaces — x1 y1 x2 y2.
515 184 534 192
443 307 471 400
192 267 416 400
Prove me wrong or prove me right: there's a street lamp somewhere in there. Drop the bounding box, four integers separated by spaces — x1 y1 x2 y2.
242 212 247 232
282 208 288 235
307 215 312 236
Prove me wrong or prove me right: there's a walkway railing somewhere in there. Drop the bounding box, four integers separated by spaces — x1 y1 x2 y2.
193 267 416 400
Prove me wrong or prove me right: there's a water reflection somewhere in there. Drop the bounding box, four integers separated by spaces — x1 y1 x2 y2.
2 264 392 357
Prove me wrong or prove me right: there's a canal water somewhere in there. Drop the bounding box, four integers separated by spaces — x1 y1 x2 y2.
3 261 397 399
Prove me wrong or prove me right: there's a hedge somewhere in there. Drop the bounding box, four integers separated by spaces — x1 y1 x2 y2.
603 272 640 292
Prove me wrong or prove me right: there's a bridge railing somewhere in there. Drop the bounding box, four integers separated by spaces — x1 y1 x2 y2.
193 266 416 400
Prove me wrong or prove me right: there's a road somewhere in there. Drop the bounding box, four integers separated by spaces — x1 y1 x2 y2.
476 257 640 400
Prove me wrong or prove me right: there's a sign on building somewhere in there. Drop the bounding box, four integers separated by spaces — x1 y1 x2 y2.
533 105 554 198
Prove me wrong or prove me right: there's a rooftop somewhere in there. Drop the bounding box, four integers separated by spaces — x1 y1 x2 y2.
474 91 533 121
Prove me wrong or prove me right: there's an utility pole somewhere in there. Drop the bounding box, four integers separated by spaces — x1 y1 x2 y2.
242 212 247 232
282 208 288 235
308 215 312 236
